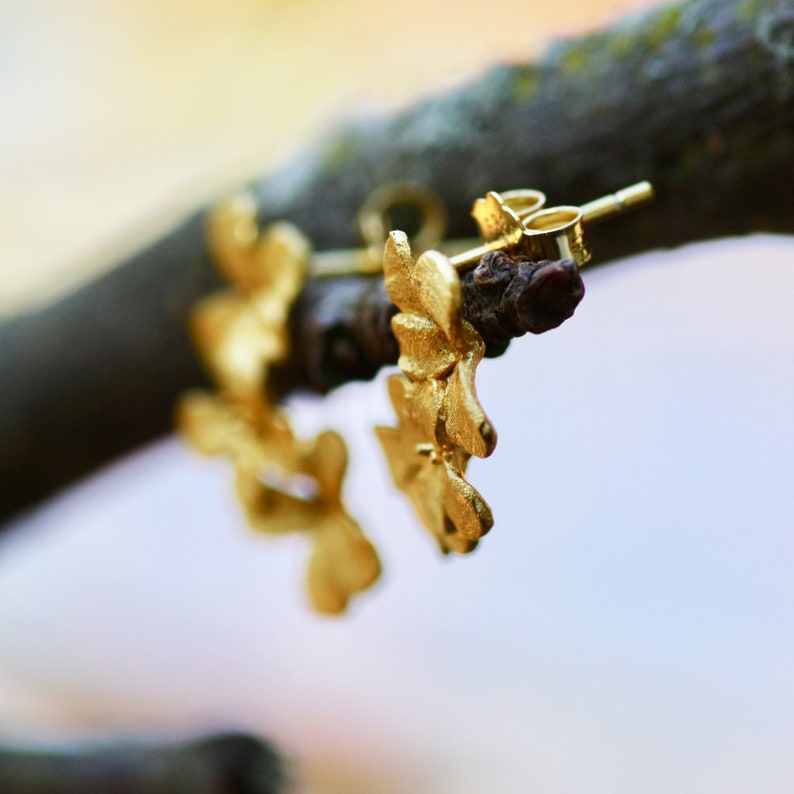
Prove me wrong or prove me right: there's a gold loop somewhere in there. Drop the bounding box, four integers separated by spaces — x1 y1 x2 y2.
501 188 547 220
356 183 447 261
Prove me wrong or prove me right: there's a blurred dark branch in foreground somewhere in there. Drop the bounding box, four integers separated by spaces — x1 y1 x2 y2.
2 0 794 523
0 733 284 794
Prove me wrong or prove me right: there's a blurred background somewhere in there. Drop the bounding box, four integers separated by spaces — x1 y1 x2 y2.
2 1 794 793
1 0 649 314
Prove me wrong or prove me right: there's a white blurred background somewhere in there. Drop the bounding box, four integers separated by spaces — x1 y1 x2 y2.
1 2 793 793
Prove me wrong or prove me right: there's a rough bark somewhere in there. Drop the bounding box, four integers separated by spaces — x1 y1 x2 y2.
1 0 793 523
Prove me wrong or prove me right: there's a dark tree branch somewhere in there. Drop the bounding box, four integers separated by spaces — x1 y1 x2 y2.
2 0 793 523
0 733 284 794
270 254 584 395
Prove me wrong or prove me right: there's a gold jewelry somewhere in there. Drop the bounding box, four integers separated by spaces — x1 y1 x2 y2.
375 181 653 554
309 181 652 277
375 232 495 553
177 194 380 615
178 181 653 611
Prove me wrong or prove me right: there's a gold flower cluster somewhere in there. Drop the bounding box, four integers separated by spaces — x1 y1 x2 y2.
178 195 380 614
179 196 500 612
375 231 496 554
179 180 652 613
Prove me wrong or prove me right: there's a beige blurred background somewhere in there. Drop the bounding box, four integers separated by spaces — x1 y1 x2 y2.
1 0 655 314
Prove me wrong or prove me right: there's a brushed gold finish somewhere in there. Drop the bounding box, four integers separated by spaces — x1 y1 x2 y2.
179 193 380 614
199 194 310 396
376 376 492 554
375 231 495 553
179 392 380 614
180 181 654 605
374 181 652 554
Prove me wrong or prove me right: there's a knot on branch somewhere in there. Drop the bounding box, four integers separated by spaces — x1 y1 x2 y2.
275 275 398 395
461 252 585 356
275 253 585 394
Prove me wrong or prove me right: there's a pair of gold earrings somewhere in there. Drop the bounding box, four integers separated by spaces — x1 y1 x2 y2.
178 181 652 614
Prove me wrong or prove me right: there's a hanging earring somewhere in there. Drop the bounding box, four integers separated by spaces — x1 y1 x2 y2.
177 193 381 615
178 180 653 610
375 232 496 554
376 182 653 554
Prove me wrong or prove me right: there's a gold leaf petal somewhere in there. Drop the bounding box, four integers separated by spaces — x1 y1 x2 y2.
307 515 382 614
206 194 260 290
240 473 318 534
251 222 310 299
410 250 463 343
410 460 480 554
383 233 463 344
191 292 284 392
441 456 494 542
441 329 497 459
207 195 311 295
306 430 348 503
383 231 423 315
380 374 443 449
376 375 489 554
408 378 445 442
391 314 456 380
176 390 239 456
190 290 244 361
471 191 524 245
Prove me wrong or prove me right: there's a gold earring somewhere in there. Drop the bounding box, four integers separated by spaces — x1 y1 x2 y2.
177 193 380 615
375 182 653 554
375 231 496 554
178 181 653 611
448 181 652 269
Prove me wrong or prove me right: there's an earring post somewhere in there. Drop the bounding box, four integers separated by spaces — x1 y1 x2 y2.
580 181 654 225
309 181 654 276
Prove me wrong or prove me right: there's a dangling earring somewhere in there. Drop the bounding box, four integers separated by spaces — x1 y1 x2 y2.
375 232 496 554
375 182 653 554
178 180 652 611
177 194 381 615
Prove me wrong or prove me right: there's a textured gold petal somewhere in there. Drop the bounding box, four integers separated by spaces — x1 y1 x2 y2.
381 374 443 450
383 371 412 421
221 311 284 391
409 250 463 342
376 374 486 555
383 231 424 315
406 378 444 442
408 462 449 551
471 190 524 246
441 455 494 543
307 515 382 615
206 195 310 294
375 425 421 490
441 331 497 459
383 234 464 345
242 487 319 535
404 459 480 554
391 314 456 380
